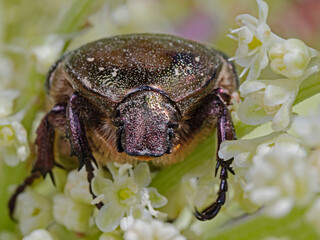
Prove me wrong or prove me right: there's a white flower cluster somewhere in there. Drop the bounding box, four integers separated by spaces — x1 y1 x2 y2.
228 0 320 131
13 162 180 239
219 0 320 227
295 108 320 232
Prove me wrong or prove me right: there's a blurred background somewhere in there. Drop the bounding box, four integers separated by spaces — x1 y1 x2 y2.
1 0 320 239
1 0 320 90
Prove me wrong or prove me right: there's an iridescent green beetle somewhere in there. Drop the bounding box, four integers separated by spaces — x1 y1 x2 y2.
10 33 238 221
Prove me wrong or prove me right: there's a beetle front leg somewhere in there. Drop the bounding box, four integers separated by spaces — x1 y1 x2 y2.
9 104 66 219
194 93 236 221
67 92 103 208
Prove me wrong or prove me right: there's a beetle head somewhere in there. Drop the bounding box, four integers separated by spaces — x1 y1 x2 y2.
113 90 180 158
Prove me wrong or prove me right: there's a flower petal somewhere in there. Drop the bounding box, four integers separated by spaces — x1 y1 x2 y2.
257 0 269 23
133 162 151 187
239 80 265 96
272 101 293 131
148 188 168 208
53 194 93 232
23 229 54 240
238 94 272 125
92 175 114 198
0 89 20 118
95 204 124 232
264 84 289 106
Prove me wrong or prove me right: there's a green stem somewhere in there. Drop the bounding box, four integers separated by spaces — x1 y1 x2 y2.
205 208 318 240
57 0 99 51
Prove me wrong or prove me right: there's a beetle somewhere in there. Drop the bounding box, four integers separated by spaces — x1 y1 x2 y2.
9 33 238 221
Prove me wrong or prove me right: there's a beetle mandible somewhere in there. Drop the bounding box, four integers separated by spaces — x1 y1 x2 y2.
9 33 238 221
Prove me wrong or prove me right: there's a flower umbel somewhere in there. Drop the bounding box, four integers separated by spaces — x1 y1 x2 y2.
219 132 319 218
229 0 320 131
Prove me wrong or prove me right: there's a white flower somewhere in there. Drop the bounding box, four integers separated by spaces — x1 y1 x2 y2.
268 38 312 79
124 219 186 240
52 168 95 232
92 162 167 232
181 161 219 209
14 188 53 235
294 107 320 147
238 63 320 131
22 229 53 240
0 119 29 166
0 89 19 118
305 197 320 233
238 78 300 131
228 0 279 80
219 132 282 184
53 194 94 232
0 89 30 166
64 168 93 204
31 34 65 74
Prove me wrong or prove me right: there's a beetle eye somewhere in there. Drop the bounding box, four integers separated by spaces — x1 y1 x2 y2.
112 109 123 127
113 109 120 118
168 122 179 129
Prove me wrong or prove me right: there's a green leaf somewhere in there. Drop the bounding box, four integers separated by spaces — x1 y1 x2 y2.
295 71 320 105
57 0 99 51
151 134 216 196
56 0 94 34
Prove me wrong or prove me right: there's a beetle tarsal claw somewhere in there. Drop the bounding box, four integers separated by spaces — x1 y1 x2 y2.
217 158 235 175
48 171 56 186
215 158 235 177
225 159 235 175
215 161 220 177
194 203 222 221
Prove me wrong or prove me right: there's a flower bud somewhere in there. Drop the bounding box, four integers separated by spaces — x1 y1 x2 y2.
269 38 311 78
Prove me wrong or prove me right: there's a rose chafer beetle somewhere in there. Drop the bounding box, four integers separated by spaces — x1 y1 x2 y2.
9 33 238 221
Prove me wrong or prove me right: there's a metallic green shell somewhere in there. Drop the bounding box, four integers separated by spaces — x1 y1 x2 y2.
64 34 222 103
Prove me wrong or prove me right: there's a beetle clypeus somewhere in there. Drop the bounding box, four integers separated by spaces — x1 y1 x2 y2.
9 33 238 221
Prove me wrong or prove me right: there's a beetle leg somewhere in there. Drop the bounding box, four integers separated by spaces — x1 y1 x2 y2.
194 94 236 221
67 92 103 209
8 104 66 220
